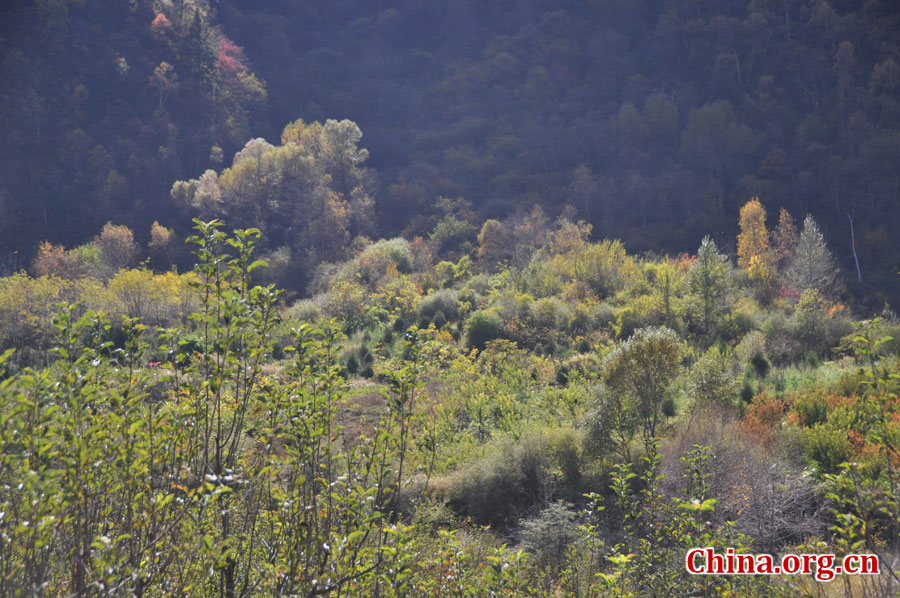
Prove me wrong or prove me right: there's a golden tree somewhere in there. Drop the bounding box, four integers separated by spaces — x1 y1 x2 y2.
737 198 773 282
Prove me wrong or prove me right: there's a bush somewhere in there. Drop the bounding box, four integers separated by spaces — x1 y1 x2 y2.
357 238 414 285
448 434 553 528
283 298 324 322
762 311 799 365
804 424 853 474
750 352 771 378
688 346 738 409
447 427 582 530
736 330 767 364
346 353 360 374
661 397 676 417
740 377 755 403
517 501 579 569
418 289 460 324
531 297 567 332
465 309 505 351
718 310 756 343
431 310 447 329
793 393 829 427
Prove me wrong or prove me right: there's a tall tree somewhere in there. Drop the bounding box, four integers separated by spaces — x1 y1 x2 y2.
787 214 839 300
772 207 799 271
737 198 773 284
688 236 729 335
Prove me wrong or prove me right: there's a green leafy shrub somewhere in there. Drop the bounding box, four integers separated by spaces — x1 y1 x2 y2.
418 289 460 324
793 393 829 427
804 423 853 474
688 346 738 409
750 351 771 378
465 309 505 351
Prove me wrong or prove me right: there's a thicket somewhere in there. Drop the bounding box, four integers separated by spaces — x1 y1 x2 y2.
1 201 899 595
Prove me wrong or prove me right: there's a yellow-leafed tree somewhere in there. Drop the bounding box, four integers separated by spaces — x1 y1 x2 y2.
737 198 773 282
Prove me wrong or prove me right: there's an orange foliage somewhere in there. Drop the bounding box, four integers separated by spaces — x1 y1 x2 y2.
32 241 81 279
740 393 785 446
150 13 171 35
674 252 695 271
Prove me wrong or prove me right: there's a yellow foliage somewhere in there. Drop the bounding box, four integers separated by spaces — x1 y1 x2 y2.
746 253 773 283
736 198 772 276
106 268 198 325
0 273 72 354
372 273 421 320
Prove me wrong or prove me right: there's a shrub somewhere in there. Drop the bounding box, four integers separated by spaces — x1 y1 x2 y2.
762 311 799 365
518 501 579 569
718 309 756 343
567 303 593 335
418 290 459 324
531 297 567 332
688 346 738 410
283 298 323 322
793 393 829 427
804 424 853 474
357 238 413 285
465 309 505 351
661 397 676 417
740 377 755 403
736 330 767 364
447 434 553 529
346 352 360 374
750 352 771 378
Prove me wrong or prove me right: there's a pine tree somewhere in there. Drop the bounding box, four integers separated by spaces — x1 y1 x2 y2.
787 215 839 299
688 236 728 334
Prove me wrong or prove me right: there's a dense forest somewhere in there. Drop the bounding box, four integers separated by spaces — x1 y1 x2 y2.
3 0 900 301
2 0 900 596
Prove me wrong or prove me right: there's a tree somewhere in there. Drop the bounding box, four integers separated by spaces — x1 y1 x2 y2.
322 119 372 201
476 218 511 268
170 120 376 286
601 326 684 451
737 198 776 304
465 309 505 351
688 346 738 411
567 164 600 223
737 198 771 278
679 101 758 180
149 221 175 266
150 62 179 112
787 214 839 300
688 236 729 334
772 207 799 271
94 222 138 277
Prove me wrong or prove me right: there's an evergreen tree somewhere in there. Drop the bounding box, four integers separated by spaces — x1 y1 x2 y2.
688 236 728 335
787 215 839 299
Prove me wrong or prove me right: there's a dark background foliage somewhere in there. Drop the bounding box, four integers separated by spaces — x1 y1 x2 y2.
2 0 899 302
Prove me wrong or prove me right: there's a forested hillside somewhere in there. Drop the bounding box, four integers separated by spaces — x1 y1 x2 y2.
3 1 900 596
2 0 900 301
0 0 266 256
